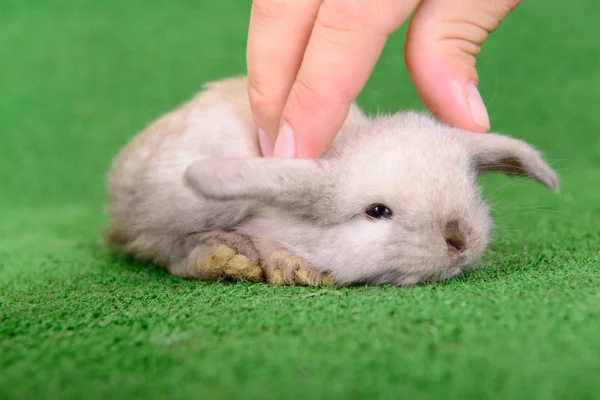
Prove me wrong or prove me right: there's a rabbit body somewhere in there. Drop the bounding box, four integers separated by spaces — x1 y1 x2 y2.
106 76 558 287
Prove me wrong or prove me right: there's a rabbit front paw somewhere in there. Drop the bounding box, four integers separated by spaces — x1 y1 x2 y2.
261 253 334 287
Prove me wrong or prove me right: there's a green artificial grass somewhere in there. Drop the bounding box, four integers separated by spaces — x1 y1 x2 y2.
1 0 599 399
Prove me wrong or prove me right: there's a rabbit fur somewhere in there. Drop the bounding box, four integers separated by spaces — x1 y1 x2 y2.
105 76 558 287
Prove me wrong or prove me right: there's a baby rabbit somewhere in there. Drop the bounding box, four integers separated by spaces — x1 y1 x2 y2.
105 76 558 287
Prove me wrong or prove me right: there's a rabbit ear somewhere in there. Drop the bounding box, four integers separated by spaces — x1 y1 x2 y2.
184 157 333 211
466 133 559 191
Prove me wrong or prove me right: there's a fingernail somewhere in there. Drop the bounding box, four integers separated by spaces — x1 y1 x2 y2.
467 82 490 130
273 123 295 158
258 128 274 157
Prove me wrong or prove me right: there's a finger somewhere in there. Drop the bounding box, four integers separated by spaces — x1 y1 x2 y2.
246 0 323 155
405 0 522 133
275 0 420 159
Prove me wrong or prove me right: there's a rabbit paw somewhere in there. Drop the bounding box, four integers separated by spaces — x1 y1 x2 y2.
262 255 334 287
190 244 264 282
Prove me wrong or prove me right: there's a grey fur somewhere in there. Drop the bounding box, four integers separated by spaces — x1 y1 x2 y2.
105 76 559 287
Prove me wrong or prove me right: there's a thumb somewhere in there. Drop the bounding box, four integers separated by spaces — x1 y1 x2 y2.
405 0 522 132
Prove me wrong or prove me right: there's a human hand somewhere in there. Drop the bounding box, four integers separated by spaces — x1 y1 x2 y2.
246 0 521 158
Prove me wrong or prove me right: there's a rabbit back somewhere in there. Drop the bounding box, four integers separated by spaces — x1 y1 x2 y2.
105 77 260 265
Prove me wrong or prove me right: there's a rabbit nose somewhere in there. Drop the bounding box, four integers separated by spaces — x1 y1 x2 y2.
444 219 466 253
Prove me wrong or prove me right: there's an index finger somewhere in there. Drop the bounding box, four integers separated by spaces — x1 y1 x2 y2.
247 0 323 153
275 0 419 159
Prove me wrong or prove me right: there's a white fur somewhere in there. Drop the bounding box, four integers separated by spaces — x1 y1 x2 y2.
105 76 558 286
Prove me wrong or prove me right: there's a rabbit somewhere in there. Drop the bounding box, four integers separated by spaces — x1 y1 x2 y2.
104 76 558 287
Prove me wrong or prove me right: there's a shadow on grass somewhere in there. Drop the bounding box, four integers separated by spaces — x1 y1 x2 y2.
84 232 559 297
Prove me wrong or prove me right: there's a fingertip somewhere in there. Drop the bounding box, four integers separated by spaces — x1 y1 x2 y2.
284 109 348 159
405 44 490 133
258 128 275 157
273 123 296 159
273 119 333 159
402 0 521 134
277 84 351 159
466 82 490 131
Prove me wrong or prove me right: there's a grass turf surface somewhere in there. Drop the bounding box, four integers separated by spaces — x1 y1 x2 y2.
1 0 599 398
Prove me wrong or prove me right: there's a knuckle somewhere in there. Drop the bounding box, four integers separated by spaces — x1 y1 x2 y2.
407 0 523 47
441 20 490 53
295 76 328 105
247 77 285 110
246 75 288 128
246 74 271 108
290 75 348 117
299 72 358 105
407 17 488 58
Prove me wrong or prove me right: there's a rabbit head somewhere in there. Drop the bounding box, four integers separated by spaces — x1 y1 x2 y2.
185 111 558 287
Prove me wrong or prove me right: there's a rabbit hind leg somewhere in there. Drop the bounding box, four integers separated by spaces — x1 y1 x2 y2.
168 231 264 283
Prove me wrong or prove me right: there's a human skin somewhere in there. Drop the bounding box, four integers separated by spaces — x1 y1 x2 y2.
246 0 522 159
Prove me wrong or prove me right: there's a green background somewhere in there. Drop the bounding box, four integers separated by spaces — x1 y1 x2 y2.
1 1 599 399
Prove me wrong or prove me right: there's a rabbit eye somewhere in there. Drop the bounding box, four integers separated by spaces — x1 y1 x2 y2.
365 203 393 220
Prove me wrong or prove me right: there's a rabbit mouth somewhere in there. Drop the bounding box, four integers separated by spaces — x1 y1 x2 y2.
451 253 470 266
450 251 483 272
